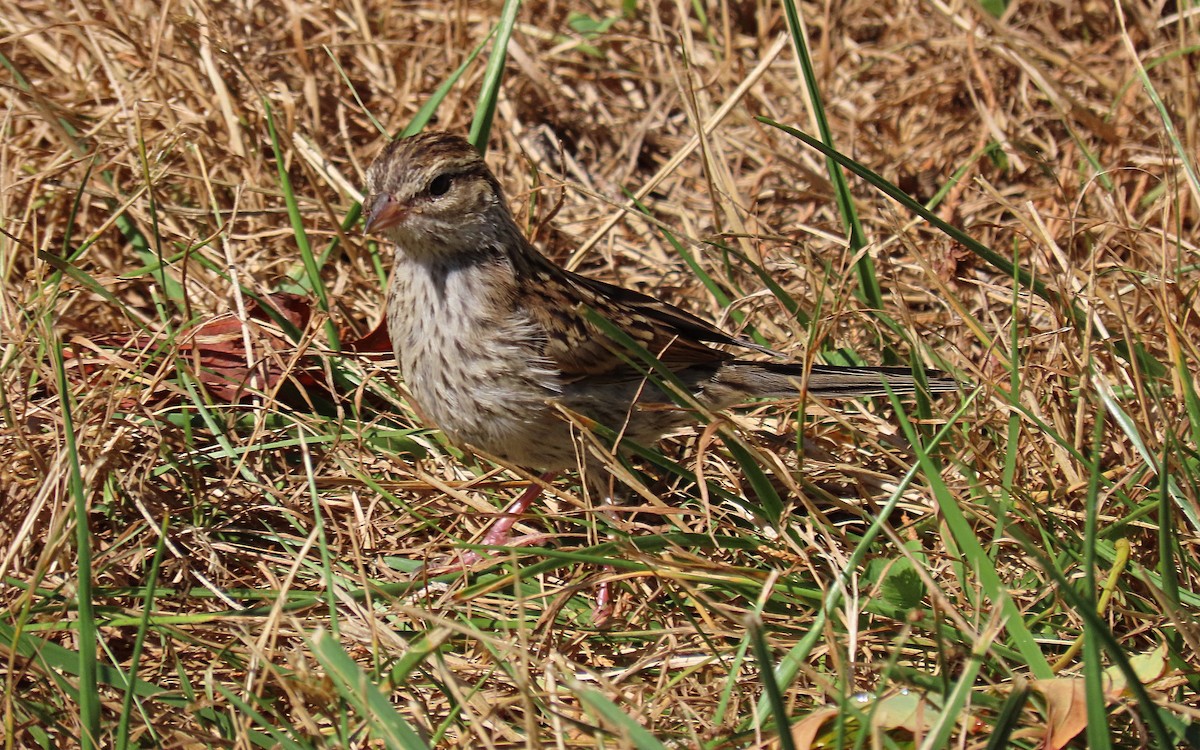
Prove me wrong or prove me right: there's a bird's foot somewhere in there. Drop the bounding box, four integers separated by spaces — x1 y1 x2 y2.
416 473 555 576
592 565 619 625
419 532 554 575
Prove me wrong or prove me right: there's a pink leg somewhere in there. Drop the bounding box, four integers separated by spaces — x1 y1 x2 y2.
423 472 557 573
479 472 555 546
593 565 616 625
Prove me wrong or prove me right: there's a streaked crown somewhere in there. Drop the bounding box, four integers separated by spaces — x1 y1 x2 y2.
364 133 510 251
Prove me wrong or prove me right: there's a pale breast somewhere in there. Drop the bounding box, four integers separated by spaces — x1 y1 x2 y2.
387 253 578 469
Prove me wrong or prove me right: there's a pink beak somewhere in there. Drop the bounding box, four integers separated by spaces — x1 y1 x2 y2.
365 194 407 233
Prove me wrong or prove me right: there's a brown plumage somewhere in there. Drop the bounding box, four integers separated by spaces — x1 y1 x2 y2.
364 132 957 549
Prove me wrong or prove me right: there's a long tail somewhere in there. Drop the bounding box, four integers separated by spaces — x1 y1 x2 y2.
711 360 960 401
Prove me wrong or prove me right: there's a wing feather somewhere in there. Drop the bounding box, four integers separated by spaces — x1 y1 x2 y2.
517 251 778 383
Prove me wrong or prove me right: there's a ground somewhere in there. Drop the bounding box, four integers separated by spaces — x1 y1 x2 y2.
1 1 1198 748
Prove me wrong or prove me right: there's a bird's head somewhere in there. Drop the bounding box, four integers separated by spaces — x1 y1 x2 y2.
364 132 511 256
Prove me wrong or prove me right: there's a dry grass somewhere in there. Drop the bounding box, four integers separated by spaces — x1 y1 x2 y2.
2 0 1199 747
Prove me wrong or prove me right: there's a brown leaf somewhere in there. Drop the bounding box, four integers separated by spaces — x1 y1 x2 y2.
177 292 315 402
65 293 321 404
347 317 392 353
1031 678 1088 750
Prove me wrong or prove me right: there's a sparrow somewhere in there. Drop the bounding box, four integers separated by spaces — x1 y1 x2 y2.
364 131 956 553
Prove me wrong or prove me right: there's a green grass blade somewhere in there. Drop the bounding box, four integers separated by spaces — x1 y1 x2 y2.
984 683 1029 750
309 629 430 750
890 387 1053 679
748 618 796 750
1117 6 1200 207
113 516 170 750
51 336 99 748
299 429 340 638
779 0 882 318
210 684 308 749
571 683 667 749
404 33 496 139
919 646 985 750
1033 555 1180 747
1095 373 1200 533
468 0 522 152
751 392 978 726
263 98 339 348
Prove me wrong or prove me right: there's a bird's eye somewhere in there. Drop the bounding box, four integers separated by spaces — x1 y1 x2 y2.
427 174 453 197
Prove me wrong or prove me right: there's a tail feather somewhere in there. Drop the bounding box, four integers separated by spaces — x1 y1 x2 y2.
710 360 960 403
